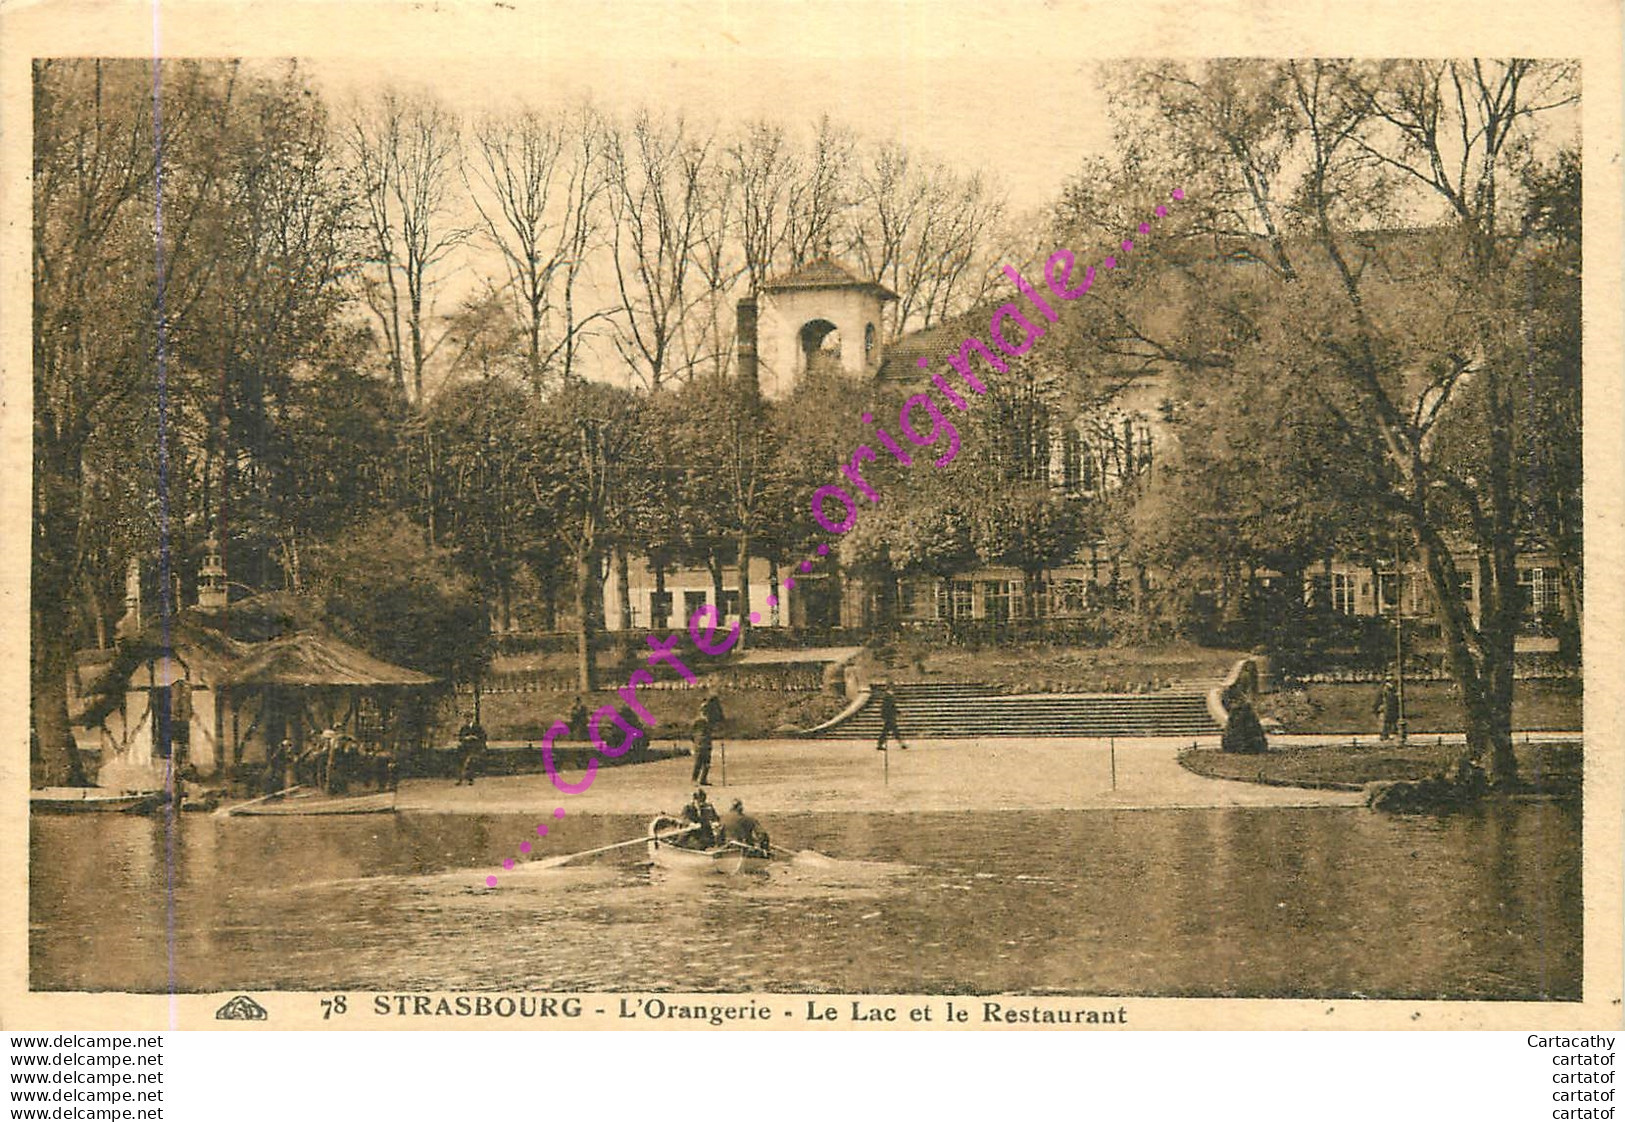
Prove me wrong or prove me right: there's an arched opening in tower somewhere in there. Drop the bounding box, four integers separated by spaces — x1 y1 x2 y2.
799 318 842 371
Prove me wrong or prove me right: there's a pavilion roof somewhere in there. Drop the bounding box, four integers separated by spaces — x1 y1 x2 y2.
220 630 438 688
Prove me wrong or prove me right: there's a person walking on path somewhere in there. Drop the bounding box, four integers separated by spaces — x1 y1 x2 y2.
691 711 714 786
1374 678 1400 740
875 684 908 752
457 714 487 785
567 697 589 741
701 691 725 734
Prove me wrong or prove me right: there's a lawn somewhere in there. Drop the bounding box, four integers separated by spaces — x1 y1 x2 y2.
1258 678 1581 735
1180 738 1582 794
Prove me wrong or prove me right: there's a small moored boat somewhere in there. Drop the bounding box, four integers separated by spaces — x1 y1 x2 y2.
30 787 162 814
221 786 397 817
646 814 771 875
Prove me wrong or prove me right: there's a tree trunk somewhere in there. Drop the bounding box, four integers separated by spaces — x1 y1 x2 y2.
574 548 598 692
31 607 90 788
540 569 558 631
1416 525 1518 786
652 559 669 631
735 532 752 647
708 553 725 620
616 548 632 631
768 558 781 628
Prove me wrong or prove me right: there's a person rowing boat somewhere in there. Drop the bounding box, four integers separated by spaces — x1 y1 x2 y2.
720 798 770 853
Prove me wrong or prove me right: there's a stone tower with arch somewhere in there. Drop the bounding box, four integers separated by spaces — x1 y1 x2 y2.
753 258 897 398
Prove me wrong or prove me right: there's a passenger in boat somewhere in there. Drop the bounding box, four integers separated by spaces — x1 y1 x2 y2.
721 798 770 853
680 788 721 848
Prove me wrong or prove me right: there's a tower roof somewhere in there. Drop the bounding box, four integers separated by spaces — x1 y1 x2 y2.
763 256 897 301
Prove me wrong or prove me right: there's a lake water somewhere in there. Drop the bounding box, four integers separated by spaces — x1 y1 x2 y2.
30 803 1580 999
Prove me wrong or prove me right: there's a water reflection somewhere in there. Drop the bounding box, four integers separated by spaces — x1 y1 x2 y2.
31 805 1579 999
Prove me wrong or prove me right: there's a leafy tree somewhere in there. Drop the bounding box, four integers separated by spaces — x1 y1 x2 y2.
1069 58 1579 784
31 60 351 784
309 512 490 684
423 376 537 634
524 381 644 689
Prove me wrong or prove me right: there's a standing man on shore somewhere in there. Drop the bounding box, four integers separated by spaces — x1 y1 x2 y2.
875 684 908 752
702 691 725 735
457 713 487 785
691 710 714 786
1374 677 1400 741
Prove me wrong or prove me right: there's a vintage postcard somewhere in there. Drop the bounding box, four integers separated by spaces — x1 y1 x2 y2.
1 0 1620 1032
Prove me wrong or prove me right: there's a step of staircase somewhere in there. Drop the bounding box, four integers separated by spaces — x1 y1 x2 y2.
814 682 1221 740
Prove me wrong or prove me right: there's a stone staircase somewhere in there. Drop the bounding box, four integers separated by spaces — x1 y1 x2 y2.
810 681 1221 740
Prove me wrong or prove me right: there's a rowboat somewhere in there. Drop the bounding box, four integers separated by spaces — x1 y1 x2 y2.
222 787 397 817
646 815 772 875
30 787 161 814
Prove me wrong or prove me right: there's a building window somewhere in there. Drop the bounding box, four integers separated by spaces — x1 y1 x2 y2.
721 589 741 620
1050 579 1089 617
951 580 975 620
899 580 937 621
1376 570 1399 613
1331 572 1357 615
982 581 1011 624
683 590 707 620
1518 566 1563 620
865 322 876 358
649 590 673 629
1062 429 1084 492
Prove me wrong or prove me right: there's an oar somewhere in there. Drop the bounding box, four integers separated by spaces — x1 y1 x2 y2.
215 784 306 818
724 838 776 860
536 825 700 868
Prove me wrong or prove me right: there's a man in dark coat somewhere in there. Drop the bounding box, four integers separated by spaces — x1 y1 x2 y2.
680 788 720 847
457 714 486 785
875 684 908 751
567 697 589 741
691 712 713 786
1374 678 1400 740
701 692 725 733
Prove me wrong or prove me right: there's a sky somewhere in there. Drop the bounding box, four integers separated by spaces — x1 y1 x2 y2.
300 51 1118 217
295 45 1123 391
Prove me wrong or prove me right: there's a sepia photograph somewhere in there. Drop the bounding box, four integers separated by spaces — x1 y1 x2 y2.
3 0 1620 1037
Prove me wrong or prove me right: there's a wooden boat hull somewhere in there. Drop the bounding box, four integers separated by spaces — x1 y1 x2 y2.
31 788 161 814
646 816 770 874
226 791 396 817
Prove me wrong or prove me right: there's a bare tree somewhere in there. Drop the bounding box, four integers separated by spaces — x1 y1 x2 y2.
347 89 469 402
465 102 613 395
849 143 1007 337
783 114 854 265
604 109 727 390
727 120 796 295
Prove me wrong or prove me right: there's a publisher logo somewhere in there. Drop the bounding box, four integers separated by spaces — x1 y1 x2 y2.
216 995 269 1021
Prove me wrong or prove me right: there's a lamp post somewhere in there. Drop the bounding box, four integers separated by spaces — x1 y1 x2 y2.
1392 531 1408 745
